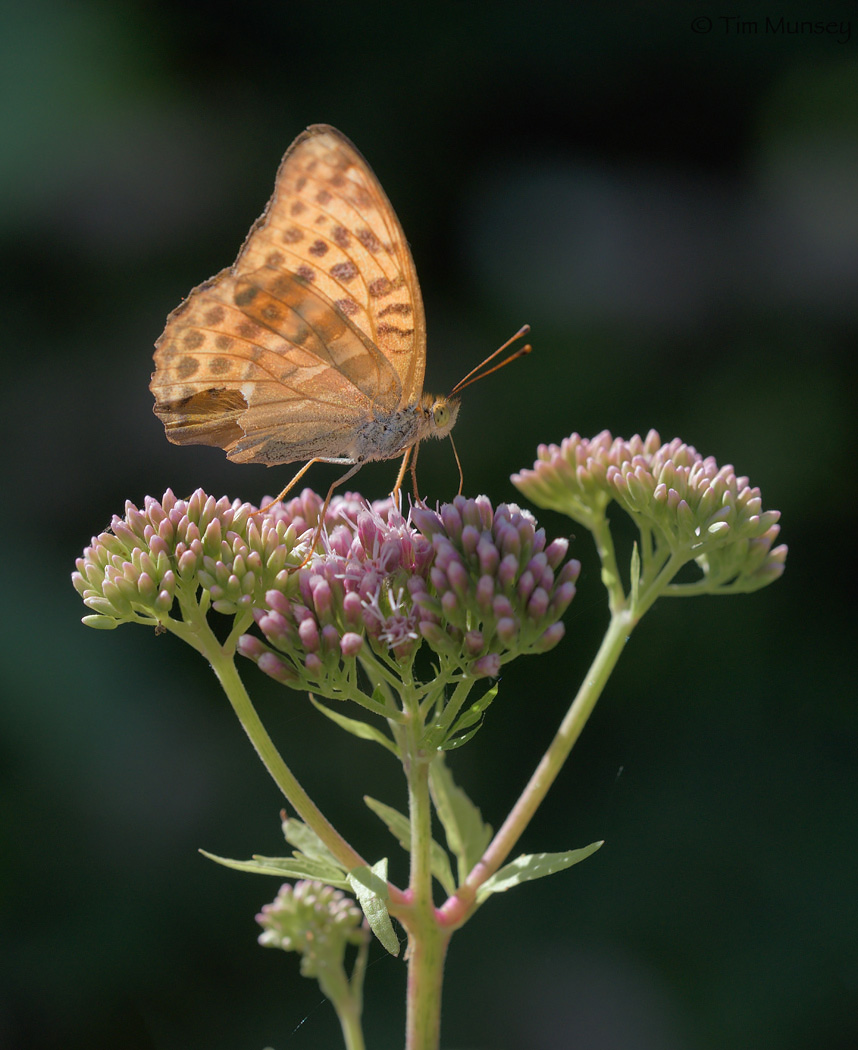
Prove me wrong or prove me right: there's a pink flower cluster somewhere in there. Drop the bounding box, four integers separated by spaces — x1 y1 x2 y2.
238 493 437 684
238 492 580 689
513 430 786 592
411 496 579 676
73 489 299 627
74 487 581 693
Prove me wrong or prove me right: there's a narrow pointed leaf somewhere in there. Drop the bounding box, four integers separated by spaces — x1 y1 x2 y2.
630 541 641 608
198 849 350 888
476 843 603 903
441 683 499 748
420 679 474 750
370 683 392 706
450 683 499 734
281 818 341 866
429 755 492 883
363 796 456 896
440 722 483 750
348 859 400 956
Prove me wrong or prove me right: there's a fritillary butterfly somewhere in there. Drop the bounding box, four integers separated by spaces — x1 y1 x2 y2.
150 124 528 506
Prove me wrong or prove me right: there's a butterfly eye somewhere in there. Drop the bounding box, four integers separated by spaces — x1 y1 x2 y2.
432 402 450 428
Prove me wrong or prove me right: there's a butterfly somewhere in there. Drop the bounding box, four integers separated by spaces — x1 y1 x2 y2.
150 123 528 516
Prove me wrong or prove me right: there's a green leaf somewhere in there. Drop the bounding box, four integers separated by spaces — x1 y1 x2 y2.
476 843 603 903
420 679 473 749
439 723 482 750
429 755 492 884
309 695 398 755
198 849 350 889
443 683 499 747
370 683 391 706
630 541 641 608
363 796 456 896
453 683 498 729
348 859 400 956
281 818 341 866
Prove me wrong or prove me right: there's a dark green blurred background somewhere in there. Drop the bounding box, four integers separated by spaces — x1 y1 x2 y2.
2 2 856 1048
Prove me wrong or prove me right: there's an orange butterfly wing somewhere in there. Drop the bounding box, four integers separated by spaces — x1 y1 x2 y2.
150 124 427 466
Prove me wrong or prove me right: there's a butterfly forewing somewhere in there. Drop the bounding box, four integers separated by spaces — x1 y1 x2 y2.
232 269 399 406
238 125 426 402
151 124 427 466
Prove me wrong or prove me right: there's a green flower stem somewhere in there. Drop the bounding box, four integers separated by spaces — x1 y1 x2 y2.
223 610 255 654
590 516 625 614
339 680 407 722
317 965 365 1050
357 653 398 707
162 589 373 877
446 607 636 924
202 630 369 875
418 678 451 721
404 914 449 1050
350 931 370 1015
336 997 366 1050
398 686 451 1050
421 677 473 738
358 645 411 695
634 549 687 619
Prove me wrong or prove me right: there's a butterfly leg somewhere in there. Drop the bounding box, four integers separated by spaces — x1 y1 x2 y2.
296 460 366 568
391 445 413 500
409 442 422 500
255 456 353 516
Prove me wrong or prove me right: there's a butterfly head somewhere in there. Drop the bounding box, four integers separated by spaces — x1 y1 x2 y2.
421 393 460 441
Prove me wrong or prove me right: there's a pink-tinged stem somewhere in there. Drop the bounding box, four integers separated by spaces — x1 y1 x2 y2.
440 608 636 925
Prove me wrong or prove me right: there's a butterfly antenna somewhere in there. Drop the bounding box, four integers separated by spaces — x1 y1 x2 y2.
449 324 532 395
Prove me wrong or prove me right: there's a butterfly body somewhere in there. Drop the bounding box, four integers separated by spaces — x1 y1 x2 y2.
151 124 449 483
351 393 459 462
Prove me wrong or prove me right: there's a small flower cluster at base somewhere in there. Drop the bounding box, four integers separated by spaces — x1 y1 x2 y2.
512 430 787 592
257 880 367 980
73 489 304 628
239 492 580 691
